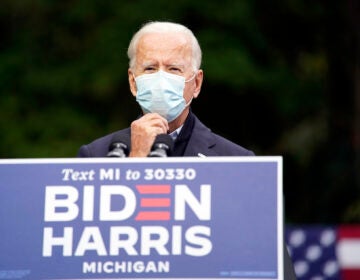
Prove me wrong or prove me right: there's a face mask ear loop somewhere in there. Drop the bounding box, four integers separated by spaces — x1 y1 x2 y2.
184 71 198 107
185 71 198 83
185 97 193 107
131 72 138 95
132 71 139 82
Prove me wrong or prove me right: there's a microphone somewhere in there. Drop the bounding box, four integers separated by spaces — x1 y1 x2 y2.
107 133 131 158
148 134 174 157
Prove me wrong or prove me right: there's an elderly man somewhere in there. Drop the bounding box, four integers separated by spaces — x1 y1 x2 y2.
77 21 254 158
77 21 296 279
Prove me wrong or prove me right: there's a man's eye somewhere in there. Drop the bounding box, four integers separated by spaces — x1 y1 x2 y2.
144 67 156 73
169 68 181 73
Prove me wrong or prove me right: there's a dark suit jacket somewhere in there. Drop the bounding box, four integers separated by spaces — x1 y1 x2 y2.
77 114 254 157
77 113 297 280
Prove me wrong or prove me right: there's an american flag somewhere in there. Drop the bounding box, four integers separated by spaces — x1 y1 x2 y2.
285 225 360 280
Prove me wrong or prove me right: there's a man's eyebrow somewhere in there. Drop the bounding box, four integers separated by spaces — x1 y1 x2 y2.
140 61 157 67
167 63 185 68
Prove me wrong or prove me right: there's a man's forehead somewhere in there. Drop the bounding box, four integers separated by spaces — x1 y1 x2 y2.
138 32 191 52
140 31 188 43
136 33 192 65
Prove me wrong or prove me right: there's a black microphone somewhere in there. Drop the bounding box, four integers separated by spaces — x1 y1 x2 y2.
148 134 174 157
107 133 131 158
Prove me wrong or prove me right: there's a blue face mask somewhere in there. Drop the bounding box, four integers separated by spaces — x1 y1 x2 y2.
135 70 194 122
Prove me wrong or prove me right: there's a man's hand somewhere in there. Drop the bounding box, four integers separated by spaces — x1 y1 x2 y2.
129 113 169 157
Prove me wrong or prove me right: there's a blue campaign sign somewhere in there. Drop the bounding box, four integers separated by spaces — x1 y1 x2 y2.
0 157 283 280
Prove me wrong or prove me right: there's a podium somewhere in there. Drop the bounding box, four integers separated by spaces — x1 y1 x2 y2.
0 157 283 279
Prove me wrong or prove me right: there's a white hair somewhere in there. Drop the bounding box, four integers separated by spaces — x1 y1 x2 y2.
127 21 202 71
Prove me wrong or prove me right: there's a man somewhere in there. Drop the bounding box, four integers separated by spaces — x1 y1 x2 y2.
77 21 253 158
77 21 296 279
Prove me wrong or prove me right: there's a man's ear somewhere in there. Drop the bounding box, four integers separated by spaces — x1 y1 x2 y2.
128 69 137 97
193 69 203 98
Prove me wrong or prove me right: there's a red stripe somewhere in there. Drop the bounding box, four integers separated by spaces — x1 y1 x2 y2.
140 198 171 207
135 212 170 220
341 269 360 280
136 185 171 194
338 225 360 238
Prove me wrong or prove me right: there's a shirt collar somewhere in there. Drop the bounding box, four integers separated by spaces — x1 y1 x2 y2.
169 125 183 141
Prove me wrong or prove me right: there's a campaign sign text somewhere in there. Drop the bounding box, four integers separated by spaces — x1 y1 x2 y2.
0 157 283 280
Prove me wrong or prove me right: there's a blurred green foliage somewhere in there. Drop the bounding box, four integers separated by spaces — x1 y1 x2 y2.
0 0 358 223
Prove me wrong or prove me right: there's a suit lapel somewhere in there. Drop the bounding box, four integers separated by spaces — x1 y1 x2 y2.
184 115 218 157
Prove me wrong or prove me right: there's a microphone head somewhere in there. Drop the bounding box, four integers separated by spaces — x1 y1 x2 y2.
107 133 131 157
149 134 174 157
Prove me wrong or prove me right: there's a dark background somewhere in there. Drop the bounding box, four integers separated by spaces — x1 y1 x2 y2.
0 0 359 224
